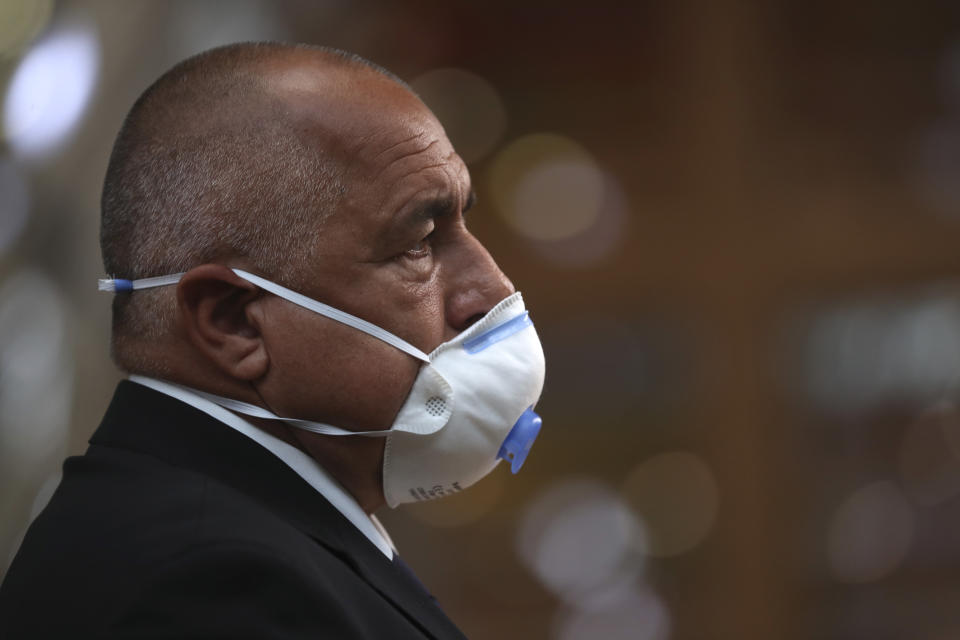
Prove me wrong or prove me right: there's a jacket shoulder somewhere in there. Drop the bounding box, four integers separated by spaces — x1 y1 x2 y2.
1 445 400 639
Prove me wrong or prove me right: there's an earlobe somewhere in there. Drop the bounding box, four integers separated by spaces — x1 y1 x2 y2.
176 264 270 381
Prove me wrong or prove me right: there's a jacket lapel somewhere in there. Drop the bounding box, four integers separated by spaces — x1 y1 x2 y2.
312 526 466 640
91 381 466 640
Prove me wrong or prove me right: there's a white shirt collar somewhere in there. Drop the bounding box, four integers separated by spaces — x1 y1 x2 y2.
128 375 395 559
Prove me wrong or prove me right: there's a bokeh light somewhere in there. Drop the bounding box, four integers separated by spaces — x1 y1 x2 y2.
554 585 670 640
622 451 719 557
801 289 960 415
528 171 629 268
411 68 507 164
0 270 73 471
898 402 960 506
3 17 100 159
0 0 52 59
516 478 646 607
489 133 604 242
827 481 914 584
0 158 30 257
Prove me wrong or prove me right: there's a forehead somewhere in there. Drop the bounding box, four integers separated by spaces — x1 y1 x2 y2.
270 60 470 217
350 118 469 216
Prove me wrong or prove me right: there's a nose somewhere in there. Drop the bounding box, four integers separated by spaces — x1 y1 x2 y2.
444 231 515 336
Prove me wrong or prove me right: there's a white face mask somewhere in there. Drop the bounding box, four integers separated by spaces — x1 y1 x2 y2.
99 269 546 508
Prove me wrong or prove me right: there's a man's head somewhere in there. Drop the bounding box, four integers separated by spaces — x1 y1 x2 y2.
100 43 515 498
102 43 366 371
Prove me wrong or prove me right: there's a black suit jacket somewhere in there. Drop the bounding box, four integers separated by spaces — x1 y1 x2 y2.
0 381 467 639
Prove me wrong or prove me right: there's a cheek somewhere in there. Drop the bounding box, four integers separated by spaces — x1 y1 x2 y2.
350 275 447 355
258 306 423 430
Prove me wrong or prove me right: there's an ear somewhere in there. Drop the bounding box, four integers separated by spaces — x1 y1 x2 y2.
176 264 269 381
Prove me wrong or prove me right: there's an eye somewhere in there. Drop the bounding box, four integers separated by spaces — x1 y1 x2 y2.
401 234 433 260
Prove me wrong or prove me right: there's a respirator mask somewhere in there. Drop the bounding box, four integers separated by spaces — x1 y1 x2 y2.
100 269 546 507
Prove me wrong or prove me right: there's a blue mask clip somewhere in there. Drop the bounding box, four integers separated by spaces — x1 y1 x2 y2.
463 312 532 354
497 408 542 474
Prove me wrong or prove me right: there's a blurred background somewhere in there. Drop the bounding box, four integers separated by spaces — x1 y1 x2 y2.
3 0 960 638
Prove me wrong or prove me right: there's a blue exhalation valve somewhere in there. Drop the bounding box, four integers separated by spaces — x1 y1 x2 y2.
497 408 542 474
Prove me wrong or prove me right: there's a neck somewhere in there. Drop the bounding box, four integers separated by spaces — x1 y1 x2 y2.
248 417 386 513
143 357 389 514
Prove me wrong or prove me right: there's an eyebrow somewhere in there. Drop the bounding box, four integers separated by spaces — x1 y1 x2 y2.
400 187 477 227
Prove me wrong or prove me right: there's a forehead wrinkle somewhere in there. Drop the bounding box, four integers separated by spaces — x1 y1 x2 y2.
394 161 450 184
371 131 427 161
376 159 463 219
371 139 441 184
436 151 473 214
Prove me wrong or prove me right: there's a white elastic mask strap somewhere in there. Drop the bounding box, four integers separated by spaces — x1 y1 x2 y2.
179 383 392 437
97 269 430 363
231 269 430 363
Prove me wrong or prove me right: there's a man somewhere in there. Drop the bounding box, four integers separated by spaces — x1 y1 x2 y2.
0 43 544 638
